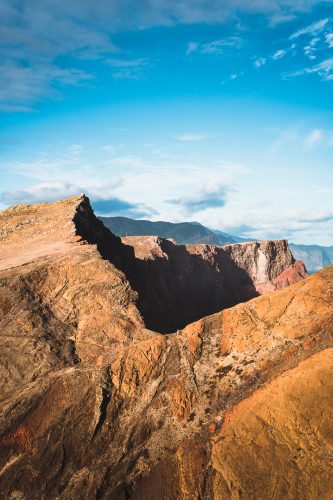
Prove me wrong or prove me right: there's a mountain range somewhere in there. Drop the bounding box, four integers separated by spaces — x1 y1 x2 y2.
100 216 333 273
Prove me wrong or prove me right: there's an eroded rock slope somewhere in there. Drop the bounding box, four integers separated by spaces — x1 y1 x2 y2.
0 196 331 500
122 235 306 332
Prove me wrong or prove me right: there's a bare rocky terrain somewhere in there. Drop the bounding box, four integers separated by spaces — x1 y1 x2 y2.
122 235 306 332
0 196 332 499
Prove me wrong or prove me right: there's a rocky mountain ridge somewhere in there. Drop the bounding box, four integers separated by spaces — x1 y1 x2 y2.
122 235 306 332
0 196 332 499
290 243 333 273
101 214 333 273
99 216 237 246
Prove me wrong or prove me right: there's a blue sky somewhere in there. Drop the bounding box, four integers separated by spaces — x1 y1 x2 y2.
1 1 333 244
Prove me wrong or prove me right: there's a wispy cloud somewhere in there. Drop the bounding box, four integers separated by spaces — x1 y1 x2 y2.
221 71 245 84
272 49 287 60
186 42 200 55
288 57 333 81
303 36 320 59
174 133 210 142
187 37 242 56
270 126 332 153
0 62 94 112
255 42 297 70
106 58 150 79
0 1 330 111
102 144 124 154
326 33 333 48
290 18 329 39
254 57 267 68
0 181 155 218
304 128 324 148
215 207 333 242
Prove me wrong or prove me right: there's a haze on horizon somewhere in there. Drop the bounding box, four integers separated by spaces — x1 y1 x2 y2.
0 0 333 245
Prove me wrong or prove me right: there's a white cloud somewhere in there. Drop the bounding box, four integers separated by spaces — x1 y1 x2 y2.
186 37 242 56
186 42 199 55
304 128 323 148
0 1 330 111
0 61 94 111
210 207 333 244
0 179 157 217
270 126 333 152
174 133 210 142
102 144 124 154
288 57 333 80
309 37 320 47
106 58 150 79
255 42 296 70
167 180 233 214
0 182 84 204
290 18 329 39
326 33 333 48
254 57 267 68
221 71 245 84
269 127 299 154
272 49 287 60
0 180 123 205
68 144 84 156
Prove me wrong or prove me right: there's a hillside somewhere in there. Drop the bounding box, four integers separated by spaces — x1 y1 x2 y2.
99 216 237 245
0 196 331 499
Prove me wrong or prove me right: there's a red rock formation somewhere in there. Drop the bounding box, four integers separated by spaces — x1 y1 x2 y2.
122 235 307 332
0 196 331 499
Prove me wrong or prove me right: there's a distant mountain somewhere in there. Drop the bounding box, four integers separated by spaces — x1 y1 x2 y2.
289 244 333 273
99 216 238 246
209 227 256 243
99 216 333 273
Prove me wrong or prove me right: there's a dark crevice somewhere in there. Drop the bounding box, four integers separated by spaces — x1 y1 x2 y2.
74 196 261 334
92 387 111 439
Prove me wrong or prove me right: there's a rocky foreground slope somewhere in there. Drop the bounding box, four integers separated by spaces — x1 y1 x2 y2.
0 196 332 499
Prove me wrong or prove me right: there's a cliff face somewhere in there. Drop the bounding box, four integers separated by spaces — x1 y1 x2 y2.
99 214 333 274
0 196 144 398
290 243 333 273
122 235 306 332
0 196 331 500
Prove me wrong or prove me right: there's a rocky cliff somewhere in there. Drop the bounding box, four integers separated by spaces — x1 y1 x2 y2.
0 196 331 500
290 243 333 273
100 214 333 273
122 235 306 332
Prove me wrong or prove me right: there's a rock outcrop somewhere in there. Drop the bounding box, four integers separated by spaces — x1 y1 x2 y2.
0 196 331 500
100 214 333 274
122 235 307 332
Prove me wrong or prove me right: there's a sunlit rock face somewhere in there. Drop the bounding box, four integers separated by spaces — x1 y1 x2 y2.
122 235 306 332
0 196 331 500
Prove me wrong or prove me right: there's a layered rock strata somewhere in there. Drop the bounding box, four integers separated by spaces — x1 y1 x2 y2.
0 196 331 499
122 235 306 332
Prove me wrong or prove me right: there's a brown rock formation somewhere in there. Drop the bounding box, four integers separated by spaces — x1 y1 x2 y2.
122 235 307 332
0 196 331 499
